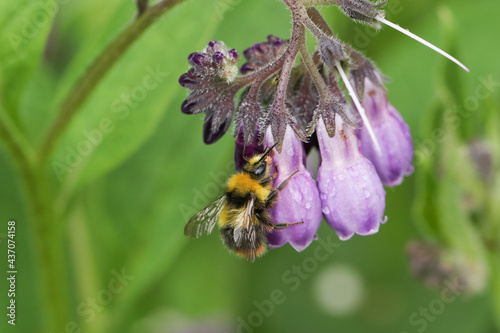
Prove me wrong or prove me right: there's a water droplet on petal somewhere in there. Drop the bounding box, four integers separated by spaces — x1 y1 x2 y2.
364 191 370 198
292 190 302 202
306 202 311 209
349 168 359 177
323 206 330 214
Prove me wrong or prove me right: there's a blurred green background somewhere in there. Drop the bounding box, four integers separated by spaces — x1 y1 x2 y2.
0 0 499 332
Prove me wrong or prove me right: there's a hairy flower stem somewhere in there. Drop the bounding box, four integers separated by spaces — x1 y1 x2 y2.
234 2 306 91
38 0 186 166
272 27 303 112
292 2 380 151
301 0 340 6
299 43 330 99
234 1 328 101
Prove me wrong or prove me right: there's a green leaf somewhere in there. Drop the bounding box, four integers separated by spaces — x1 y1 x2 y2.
17 0 133 143
18 65 57 142
49 0 230 191
90 110 235 330
0 1 53 119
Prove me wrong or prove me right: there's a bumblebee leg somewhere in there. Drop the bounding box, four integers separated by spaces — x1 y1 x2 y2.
264 170 299 208
257 213 303 231
259 172 278 186
256 213 274 231
261 165 279 186
272 221 304 229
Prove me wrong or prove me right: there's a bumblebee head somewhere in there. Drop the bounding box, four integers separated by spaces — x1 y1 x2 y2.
242 143 277 179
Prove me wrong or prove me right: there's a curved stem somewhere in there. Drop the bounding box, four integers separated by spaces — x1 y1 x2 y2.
0 109 35 171
0 108 70 332
273 0 304 106
299 43 329 98
233 44 292 88
1 2 187 331
301 0 340 6
37 0 186 166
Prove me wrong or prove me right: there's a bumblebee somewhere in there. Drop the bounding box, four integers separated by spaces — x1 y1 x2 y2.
184 143 301 262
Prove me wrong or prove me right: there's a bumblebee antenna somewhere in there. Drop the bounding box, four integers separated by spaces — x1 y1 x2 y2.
257 142 278 164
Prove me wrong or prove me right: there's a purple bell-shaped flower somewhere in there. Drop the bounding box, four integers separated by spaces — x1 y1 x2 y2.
316 115 386 240
355 78 414 187
264 126 322 251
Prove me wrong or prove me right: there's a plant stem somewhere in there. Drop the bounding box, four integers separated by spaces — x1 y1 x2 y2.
299 42 330 98
274 0 304 103
0 108 70 331
0 109 34 172
301 0 340 6
27 173 71 332
37 0 186 166
68 203 102 333
2 1 187 331
489 251 500 330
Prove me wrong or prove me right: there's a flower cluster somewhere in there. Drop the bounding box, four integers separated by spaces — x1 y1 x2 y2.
179 0 468 249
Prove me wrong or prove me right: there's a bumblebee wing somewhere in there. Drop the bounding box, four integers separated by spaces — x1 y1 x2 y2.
184 195 227 238
233 194 257 246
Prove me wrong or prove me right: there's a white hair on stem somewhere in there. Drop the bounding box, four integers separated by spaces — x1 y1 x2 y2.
335 60 382 155
376 17 469 73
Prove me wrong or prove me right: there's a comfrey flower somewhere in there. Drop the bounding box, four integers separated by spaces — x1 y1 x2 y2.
355 78 414 186
264 126 322 251
316 115 386 240
350 53 414 186
179 0 468 252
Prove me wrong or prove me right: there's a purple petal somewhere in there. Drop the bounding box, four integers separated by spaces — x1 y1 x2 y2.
316 117 386 240
356 79 414 186
264 127 322 251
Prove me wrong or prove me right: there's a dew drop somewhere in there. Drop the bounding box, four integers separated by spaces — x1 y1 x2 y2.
306 202 311 209
292 190 302 202
364 191 371 198
349 168 359 177
323 206 330 215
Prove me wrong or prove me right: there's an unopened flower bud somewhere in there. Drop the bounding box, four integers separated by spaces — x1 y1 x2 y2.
240 35 288 74
340 0 386 28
